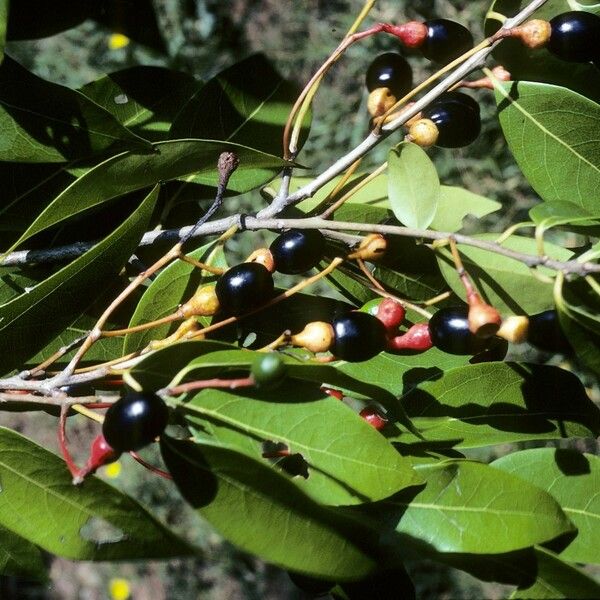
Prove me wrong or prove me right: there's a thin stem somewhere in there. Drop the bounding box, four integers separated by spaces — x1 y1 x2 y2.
166 376 255 396
59 405 79 478
178 254 226 275
72 403 104 423
356 258 385 291
129 451 173 480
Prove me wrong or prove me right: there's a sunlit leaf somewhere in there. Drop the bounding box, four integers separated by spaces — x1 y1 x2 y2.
493 448 600 565
495 81 600 209
393 460 574 554
388 142 440 229
0 427 193 559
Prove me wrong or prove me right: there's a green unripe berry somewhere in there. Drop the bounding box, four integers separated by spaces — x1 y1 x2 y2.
251 353 287 388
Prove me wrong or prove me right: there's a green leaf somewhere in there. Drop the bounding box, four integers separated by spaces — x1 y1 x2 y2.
510 547 600 599
485 1 600 101
495 81 600 209
393 460 574 554
0 56 152 162
170 54 309 157
493 448 600 565
388 142 440 229
0 186 158 374
7 139 288 252
161 436 381 579
0 427 193 559
180 383 421 506
437 234 572 314
0 525 46 580
0 0 7 65
430 186 501 232
530 202 600 229
79 66 201 142
395 363 600 449
123 241 228 354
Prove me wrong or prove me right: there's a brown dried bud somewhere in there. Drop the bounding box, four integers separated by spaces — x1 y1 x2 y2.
496 315 529 344
246 248 276 273
407 118 439 148
347 234 388 261
178 285 220 318
290 321 334 354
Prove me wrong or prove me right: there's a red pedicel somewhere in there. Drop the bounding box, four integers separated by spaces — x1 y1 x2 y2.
388 323 433 351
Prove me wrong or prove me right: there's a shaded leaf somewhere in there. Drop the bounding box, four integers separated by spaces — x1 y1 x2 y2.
0 525 46 580
530 201 600 229
0 186 158 374
170 54 309 157
181 383 421 506
7 139 288 252
393 460 574 554
79 66 200 142
495 81 600 209
437 234 572 314
395 362 600 448
0 56 152 163
430 186 501 232
161 436 382 579
493 448 600 565
123 241 227 354
0 427 193 559
388 142 440 229
510 547 600 599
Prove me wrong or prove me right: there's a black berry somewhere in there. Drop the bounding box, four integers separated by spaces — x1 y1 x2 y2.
251 353 287 388
215 263 274 315
269 229 325 274
527 310 572 354
428 307 490 355
331 312 387 362
548 11 600 63
422 91 481 148
102 392 169 453
421 19 474 64
365 52 413 97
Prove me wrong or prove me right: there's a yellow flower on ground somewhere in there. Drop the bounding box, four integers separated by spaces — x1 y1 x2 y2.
109 33 130 50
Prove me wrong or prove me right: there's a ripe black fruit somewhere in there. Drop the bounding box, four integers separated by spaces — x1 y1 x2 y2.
365 52 413 97
102 392 169 453
331 312 387 362
428 307 490 355
548 11 600 63
527 310 572 354
215 263 274 315
422 91 481 148
269 229 325 275
421 19 474 64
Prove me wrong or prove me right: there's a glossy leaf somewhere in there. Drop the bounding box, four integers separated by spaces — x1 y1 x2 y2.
79 66 200 142
181 383 421 505
393 460 574 554
123 241 227 354
7 139 288 252
170 54 309 157
495 81 600 209
388 142 440 229
485 1 600 101
0 525 46 580
395 363 600 448
437 234 572 314
161 437 381 579
510 547 600 599
0 56 152 162
0 427 193 559
430 186 501 232
493 448 600 565
0 186 158 374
